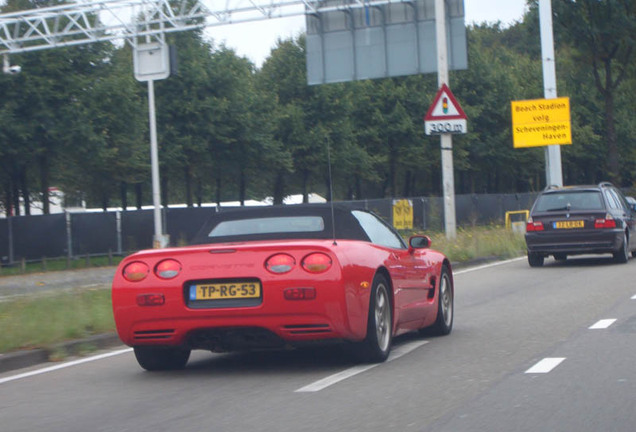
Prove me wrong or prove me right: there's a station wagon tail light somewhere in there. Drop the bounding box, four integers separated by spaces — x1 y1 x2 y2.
302 253 332 273
594 214 616 229
155 259 182 279
123 261 150 282
265 254 296 274
526 218 544 232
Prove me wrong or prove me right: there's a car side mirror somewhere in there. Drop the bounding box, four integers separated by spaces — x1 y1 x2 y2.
627 197 636 212
409 235 431 251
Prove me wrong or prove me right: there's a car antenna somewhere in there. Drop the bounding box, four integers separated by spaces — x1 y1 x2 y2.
326 137 337 246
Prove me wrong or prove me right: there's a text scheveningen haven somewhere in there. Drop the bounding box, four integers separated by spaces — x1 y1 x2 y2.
514 123 568 140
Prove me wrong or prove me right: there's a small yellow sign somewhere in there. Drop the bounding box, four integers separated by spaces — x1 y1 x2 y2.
392 199 413 230
511 97 572 148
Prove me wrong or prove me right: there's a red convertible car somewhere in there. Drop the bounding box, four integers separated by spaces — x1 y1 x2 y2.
112 204 454 371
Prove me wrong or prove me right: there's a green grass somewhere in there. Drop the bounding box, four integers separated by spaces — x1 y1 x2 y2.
424 225 527 263
0 225 526 355
0 288 115 353
399 224 527 263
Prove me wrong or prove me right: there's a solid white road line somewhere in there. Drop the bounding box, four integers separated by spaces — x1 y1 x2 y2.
296 340 429 392
525 357 566 374
589 319 617 330
0 348 133 385
454 257 526 276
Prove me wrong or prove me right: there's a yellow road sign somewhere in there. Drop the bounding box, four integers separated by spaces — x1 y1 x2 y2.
392 199 413 230
511 97 572 148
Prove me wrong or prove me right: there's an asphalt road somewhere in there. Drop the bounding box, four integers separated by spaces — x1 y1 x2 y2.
0 267 116 299
1 255 634 432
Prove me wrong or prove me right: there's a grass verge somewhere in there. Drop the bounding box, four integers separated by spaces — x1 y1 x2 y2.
0 288 115 354
424 225 527 263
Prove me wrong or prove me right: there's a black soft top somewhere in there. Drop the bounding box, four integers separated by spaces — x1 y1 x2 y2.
191 204 371 244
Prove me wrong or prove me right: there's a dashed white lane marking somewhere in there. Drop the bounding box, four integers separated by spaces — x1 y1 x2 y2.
631 294 636 300
296 340 429 392
0 348 133 385
589 319 617 330
525 357 566 374
454 257 525 276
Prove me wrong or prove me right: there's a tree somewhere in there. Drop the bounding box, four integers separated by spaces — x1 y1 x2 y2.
553 0 636 184
452 23 545 193
258 37 313 203
154 30 218 207
207 47 265 206
59 44 148 211
0 0 119 213
0 94 30 216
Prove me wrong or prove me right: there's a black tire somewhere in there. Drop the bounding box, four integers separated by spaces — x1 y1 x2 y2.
528 252 544 267
134 346 191 371
356 274 393 363
553 253 567 262
613 232 629 264
422 264 453 336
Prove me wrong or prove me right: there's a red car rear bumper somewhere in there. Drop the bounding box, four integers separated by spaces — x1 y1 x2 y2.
113 279 370 349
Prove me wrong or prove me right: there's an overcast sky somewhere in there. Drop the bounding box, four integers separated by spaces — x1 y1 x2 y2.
208 0 528 67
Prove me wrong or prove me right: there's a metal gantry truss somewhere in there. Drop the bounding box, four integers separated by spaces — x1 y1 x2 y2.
0 0 410 55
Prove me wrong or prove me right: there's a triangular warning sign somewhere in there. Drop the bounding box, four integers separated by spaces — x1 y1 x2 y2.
424 84 467 121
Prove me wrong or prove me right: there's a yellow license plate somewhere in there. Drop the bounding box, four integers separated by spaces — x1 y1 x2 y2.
189 282 261 301
554 220 584 229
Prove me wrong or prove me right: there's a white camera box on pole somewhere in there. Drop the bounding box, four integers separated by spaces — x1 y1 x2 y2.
133 42 171 82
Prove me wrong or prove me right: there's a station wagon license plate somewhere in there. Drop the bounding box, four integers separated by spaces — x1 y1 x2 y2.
553 220 584 229
189 281 261 301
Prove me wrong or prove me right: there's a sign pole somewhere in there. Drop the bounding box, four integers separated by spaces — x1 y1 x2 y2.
134 39 171 248
435 0 456 239
148 78 167 248
539 0 563 187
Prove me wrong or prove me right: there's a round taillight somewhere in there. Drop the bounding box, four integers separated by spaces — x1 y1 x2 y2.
302 253 332 273
123 261 150 282
265 253 296 274
155 259 182 279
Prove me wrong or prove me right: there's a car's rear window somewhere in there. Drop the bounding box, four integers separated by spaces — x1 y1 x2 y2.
534 191 604 212
208 216 325 238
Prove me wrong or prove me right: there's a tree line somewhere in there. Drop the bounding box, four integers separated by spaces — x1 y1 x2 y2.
1 0 634 217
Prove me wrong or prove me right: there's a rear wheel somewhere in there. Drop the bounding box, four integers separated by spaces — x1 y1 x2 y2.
422 265 453 336
613 232 629 264
356 274 392 363
134 346 191 371
528 252 544 267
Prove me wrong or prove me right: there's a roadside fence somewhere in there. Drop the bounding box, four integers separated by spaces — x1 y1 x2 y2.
0 192 538 265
